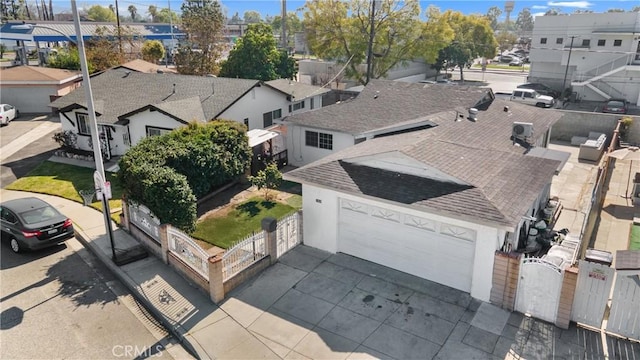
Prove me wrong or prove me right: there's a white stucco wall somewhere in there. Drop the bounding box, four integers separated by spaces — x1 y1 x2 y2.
127 110 186 149
218 86 289 130
286 125 355 167
301 183 502 301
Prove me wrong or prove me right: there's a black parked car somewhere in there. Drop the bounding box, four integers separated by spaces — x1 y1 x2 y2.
1 197 75 253
517 83 560 98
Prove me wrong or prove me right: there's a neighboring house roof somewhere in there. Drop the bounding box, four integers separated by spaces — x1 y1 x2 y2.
115 59 178 74
51 68 261 124
285 85 565 230
265 79 331 100
283 80 493 135
0 65 81 84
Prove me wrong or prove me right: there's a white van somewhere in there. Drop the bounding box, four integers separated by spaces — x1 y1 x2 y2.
510 89 555 108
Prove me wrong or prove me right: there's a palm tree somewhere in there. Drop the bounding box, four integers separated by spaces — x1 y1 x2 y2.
148 5 157 22
128 5 137 21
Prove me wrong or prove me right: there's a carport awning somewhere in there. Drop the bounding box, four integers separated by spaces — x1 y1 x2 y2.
248 129 279 148
526 147 571 174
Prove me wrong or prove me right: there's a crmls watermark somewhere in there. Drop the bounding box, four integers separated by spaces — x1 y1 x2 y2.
112 345 163 358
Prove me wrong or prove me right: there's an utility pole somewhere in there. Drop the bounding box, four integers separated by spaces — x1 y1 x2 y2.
281 0 287 51
561 35 578 99
115 0 123 58
365 0 376 85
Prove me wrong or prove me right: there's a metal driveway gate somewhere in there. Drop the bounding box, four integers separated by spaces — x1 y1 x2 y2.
515 256 564 323
276 212 301 258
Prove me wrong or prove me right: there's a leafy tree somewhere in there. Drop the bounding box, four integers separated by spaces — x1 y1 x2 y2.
573 9 594 14
86 5 116 22
485 6 502 31
304 0 445 85
127 5 137 21
175 0 225 75
0 44 6 59
220 23 296 80
270 12 303 48
515 8 534 32
156 8 180 23
495 32 518 54
275 50 298 79
141 40 165 63
47 48 96 73
229 12 242 23
243 10 261 23
435 11 497 82
85 25 138 71
632 6 640 12
606 8 624 13
544 8 562 16
249 162 282 201
117 120 251 231
148 5 158 21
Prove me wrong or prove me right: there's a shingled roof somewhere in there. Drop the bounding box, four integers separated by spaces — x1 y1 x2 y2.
266 79 331 100
51 68 260 125
283 80 493 135
284 82 565 230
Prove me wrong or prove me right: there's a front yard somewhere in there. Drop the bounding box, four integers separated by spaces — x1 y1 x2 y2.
7 161 302 250
6 161 123 223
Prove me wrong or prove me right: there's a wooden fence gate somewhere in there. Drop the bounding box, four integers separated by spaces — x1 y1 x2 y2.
572 260 640 342
515 256 564 323
607 273 640 340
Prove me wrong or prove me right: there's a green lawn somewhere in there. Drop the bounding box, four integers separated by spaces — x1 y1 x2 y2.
191 196 296 249
5 161 123 223
630 225 640 250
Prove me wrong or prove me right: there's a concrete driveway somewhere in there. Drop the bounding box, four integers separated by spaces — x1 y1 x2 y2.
219 245 638 359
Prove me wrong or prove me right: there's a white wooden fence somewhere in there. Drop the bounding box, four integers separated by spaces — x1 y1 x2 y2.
222 232 266 281
515 255 564 323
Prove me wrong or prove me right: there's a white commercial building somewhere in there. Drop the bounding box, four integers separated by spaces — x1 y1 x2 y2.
528 12 640 105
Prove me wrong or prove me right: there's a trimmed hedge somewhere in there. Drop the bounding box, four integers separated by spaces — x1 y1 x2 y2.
118 120 251 231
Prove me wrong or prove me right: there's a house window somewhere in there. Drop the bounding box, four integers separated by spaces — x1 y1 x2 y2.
262 109 282 128
613 39 622 47
146 126 172 137
76 113 90 135
597 39 606 46
581 39 590 47
310 98 315 110
305 130 333 150
292 101 305 111
556 38 563 44
123 131 131 146
243 118 249 128
540 38 547 44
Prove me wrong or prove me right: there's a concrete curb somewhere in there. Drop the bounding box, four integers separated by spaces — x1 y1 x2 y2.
73 227 200 359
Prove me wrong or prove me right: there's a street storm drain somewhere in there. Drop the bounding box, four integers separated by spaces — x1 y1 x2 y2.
362 295 375 303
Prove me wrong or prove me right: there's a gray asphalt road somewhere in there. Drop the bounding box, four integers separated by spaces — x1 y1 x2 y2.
0 237 177 359
0 115 60 188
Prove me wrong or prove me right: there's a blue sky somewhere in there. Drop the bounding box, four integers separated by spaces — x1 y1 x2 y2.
59 1 638 20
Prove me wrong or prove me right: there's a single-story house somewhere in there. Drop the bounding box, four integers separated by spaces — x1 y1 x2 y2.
50 68 325 159
283 80 499 167
284 81 567 301
0 65 82 113
266 79 331 116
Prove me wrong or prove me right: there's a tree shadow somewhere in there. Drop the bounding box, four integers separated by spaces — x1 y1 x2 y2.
237 201 260 217
260 200 276 209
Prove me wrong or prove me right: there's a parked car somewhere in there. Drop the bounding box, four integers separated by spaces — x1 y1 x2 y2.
498 55 515 63
517 83 560 98
509 58 523 66
510 89 555 108
0 104 19 126
1 197 75 253
602 99 628 114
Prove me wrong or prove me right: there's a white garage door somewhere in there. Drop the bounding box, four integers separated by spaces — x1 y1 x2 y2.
338 200 475 292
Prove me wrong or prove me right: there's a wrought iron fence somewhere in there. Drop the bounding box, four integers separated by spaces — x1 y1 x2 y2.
167 226 210 280
222 232 266 281
276 212 301 258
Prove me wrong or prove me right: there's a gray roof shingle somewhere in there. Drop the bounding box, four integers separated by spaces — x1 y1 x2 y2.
285 81 564 229
51 68 260 124
265 79 331 100
283 80 493 135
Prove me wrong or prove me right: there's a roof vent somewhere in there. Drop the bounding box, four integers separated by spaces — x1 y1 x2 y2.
156 69 164 74
503 105 509 112
468 108 478 121
123 70 131 78
373 91 380 99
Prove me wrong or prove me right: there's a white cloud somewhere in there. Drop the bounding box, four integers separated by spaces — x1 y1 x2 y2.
547 1 594 8
532 5 548 9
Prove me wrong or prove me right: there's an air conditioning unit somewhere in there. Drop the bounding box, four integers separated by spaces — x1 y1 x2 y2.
512 122 534 139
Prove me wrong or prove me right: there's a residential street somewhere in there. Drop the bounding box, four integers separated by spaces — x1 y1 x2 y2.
0 237 178 359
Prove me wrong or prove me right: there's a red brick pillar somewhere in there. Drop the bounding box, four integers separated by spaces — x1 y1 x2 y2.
490 251 521 311
556 266 578 329
159 224 169 264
